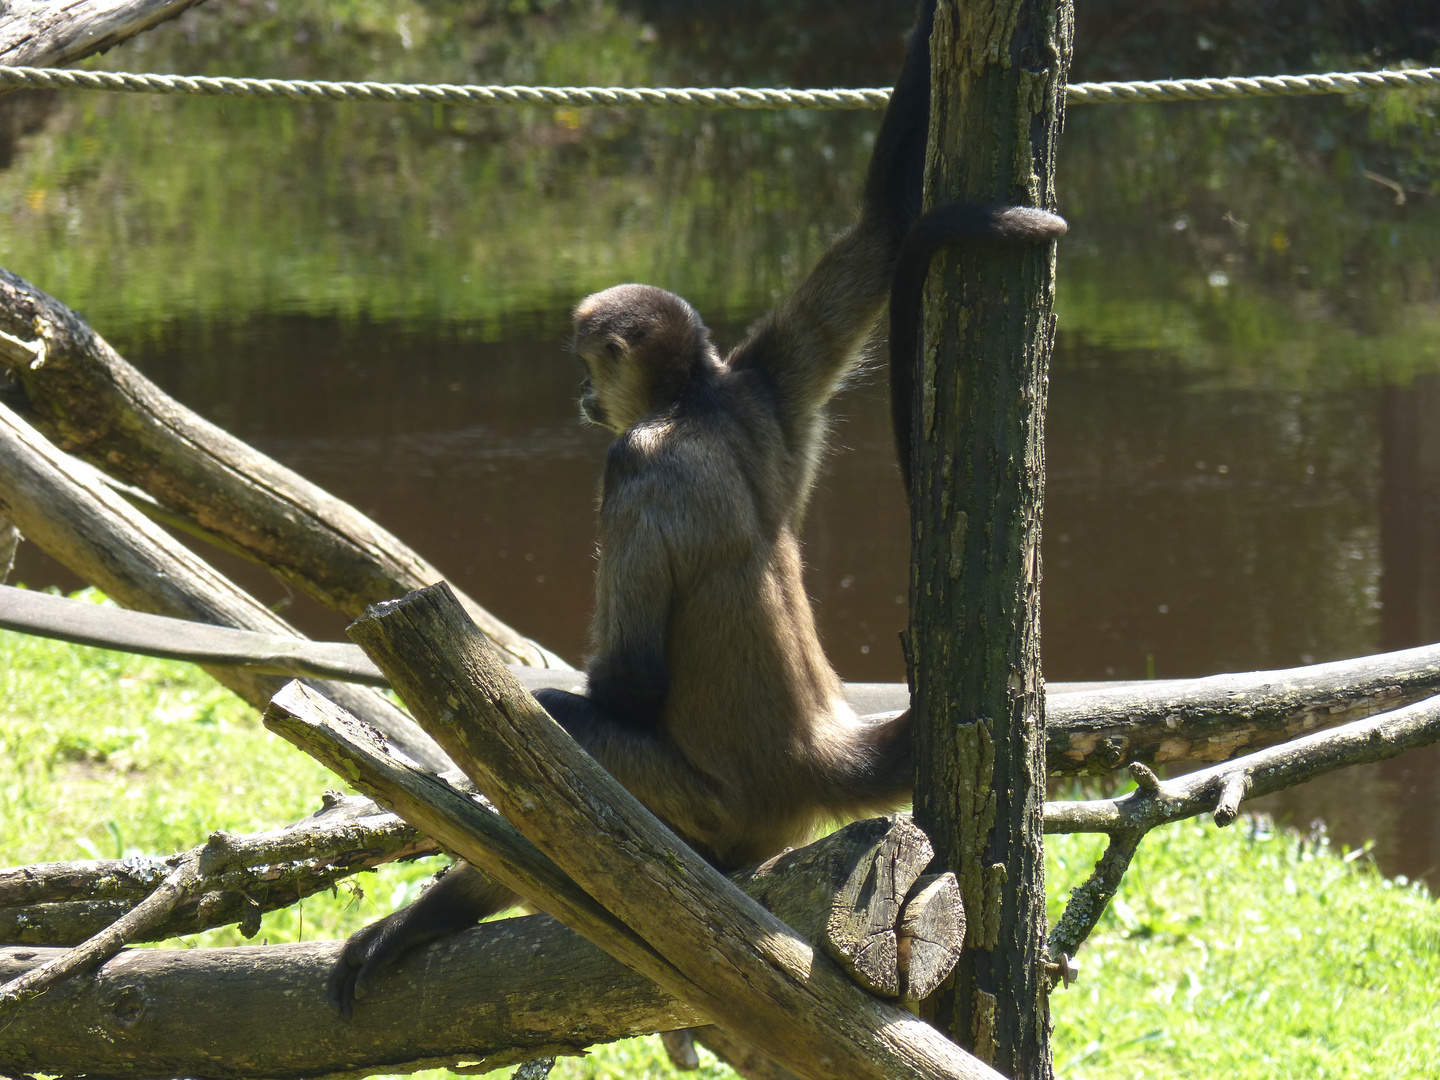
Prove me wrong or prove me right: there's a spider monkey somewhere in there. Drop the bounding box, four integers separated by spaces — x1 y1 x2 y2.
328 0 1065 1017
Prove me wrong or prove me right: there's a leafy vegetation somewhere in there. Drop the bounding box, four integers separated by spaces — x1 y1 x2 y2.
3 607 1438 1078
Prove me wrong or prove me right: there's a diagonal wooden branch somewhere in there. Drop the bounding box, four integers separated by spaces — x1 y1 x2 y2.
1044 691 1440 961
0 398 452 773
0 794 439 947
336 583 999 1080
0 0 208 72
0 266 562 668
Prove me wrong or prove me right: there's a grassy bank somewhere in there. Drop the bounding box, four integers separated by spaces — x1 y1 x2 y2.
3 602 1437 1079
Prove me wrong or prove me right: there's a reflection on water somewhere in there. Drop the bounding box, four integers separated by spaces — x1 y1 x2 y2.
3 1 1440 884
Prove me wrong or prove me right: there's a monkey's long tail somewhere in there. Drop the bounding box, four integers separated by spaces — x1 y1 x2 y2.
889 203 1069 494
818 708 915 813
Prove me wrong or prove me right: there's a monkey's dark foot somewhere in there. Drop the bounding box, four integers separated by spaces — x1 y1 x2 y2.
327 862 520 1019
327 908 429 1020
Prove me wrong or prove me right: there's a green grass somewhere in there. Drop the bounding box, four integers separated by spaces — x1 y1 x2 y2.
4 595 1439 1078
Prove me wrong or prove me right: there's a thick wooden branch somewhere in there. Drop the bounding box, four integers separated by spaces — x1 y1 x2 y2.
0 0 208 70
266 676 986 1080
335 584 998 1080
0 398 452 773
0 915 697 1080
1043 691 1440 960
0 267 560 668
1046 643 1440 774
0 795 438 947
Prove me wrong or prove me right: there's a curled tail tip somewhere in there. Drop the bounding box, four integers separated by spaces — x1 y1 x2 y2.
996 205 1069 239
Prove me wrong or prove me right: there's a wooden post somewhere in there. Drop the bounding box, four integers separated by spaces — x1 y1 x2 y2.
909 2 1071 1077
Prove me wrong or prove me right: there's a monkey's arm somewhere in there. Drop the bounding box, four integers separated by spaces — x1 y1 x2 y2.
587 437 682 725
725 1 935 428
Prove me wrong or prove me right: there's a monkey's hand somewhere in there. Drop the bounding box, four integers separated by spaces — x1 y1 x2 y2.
327 862 517 1019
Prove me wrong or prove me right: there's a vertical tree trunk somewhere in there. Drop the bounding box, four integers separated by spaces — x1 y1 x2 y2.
908 2 1071 1078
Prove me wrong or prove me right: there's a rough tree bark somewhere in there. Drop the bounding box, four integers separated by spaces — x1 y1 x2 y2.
0 794 439 947
909 2 1071 1077
0 0 208 74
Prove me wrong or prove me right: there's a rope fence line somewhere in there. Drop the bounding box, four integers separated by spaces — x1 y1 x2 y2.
0 64 1436 110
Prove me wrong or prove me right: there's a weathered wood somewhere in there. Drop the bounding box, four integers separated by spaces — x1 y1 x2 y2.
1045 642 1440 773
0 818 964 1080
0 267 561 668
898 874 965 1002
0 795 439 947
1044 692 1440 960
0 851 199 1015
0 917 698 1080
910 1 1070 1075
0 0 207 71
340 585 1001 1080
1046 691 1440 837
0 717 967 1080
738 815 960 1000
0 399 452 773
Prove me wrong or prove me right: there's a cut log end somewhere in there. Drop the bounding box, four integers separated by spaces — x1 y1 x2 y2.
896 873 965 1002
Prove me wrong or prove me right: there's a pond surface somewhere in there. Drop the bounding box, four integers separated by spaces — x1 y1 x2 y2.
3 2 1439 883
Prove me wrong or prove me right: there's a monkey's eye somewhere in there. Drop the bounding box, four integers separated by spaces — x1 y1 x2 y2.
605 340 624 361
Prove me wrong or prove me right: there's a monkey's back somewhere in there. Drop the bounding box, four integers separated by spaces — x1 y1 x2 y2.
593 369 865 867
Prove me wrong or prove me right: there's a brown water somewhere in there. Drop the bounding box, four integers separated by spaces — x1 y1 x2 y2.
3 1 1439 884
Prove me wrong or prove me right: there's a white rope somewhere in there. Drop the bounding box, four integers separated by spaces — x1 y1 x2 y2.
0 64 1435 109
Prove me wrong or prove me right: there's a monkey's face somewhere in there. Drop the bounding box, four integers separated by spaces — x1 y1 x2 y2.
572 284 712 435
578 377 610 428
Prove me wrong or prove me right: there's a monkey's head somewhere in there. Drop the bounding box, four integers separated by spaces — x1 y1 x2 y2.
572 284 716 434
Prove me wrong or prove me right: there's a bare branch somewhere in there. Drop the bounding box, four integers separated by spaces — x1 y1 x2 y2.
1042 691 1440 961
1045 691 1440 837
0 795 438 947
0 851 199 1015
1046 643 1440 774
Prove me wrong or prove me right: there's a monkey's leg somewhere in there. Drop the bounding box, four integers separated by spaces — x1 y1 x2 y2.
533 687 731 854
328 861 517 1019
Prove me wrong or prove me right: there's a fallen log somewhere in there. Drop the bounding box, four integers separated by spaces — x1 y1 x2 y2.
0 267 561 668
0 813 965 1080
